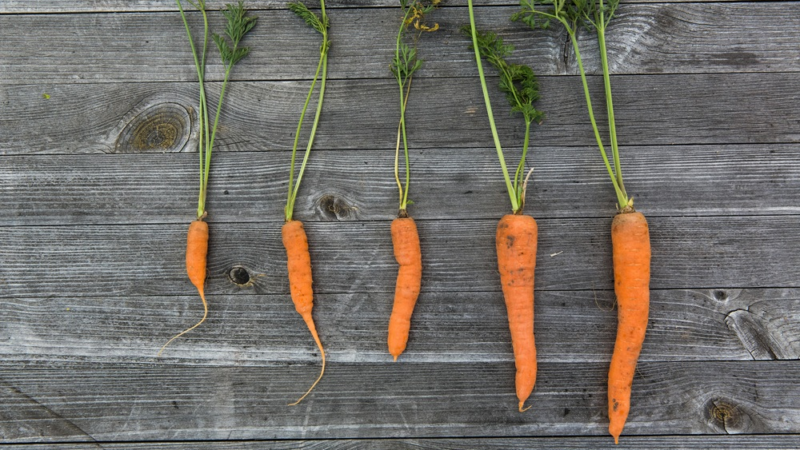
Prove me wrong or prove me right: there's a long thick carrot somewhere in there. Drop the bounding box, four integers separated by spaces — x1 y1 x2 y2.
496 214 538 412
282 220 325 405
388 217 422 360
608 210 651 443
158 219 209 357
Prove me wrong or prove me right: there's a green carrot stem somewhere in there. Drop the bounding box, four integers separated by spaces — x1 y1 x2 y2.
467 0 519 212
289 51 328 221
513 119 532 199
286 46 325 217
569 31 627 208
597 27 625 198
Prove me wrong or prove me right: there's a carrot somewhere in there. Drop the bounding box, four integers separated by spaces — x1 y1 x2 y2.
159 2 255 357
282 220 325 405
158 219 209 357
283 0 330 405
388 217 423 360
496 214 538 412
386 1 437 361
608 210 650 443
465 3 544 411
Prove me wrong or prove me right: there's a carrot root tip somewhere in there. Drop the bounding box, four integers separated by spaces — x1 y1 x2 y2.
519 401 532 413
393 355 398 362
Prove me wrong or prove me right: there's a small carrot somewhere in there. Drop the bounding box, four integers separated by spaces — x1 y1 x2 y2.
388 217 422 360
282 220 325 405
158 219 209 357
159 2 255 357
386 1 437 361
608 210 650 443
496 214 538 412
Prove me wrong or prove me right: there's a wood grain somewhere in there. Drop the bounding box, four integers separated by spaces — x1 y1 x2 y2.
3 143 800 226
16 435 800 449
4 73 800 156
0 361 798 442
2 289 798 365
0 216 799 300
2 4 798 83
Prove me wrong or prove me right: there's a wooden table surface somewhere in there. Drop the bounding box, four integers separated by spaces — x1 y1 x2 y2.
2 0 800 448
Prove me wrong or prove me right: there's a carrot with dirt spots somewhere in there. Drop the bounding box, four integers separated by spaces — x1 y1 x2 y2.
514 0 651 441
464 2 545 411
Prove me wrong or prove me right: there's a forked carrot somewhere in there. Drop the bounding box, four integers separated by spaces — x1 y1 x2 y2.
496 214 538 412
464 1 545 412
608 210 650 443
388 217 422 360
282 220 325 405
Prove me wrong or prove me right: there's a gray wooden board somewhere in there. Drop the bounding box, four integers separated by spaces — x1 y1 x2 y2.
4 73 800 156
3 4 799 83
1 289 798 365
13 435 800 449
3 144 800 226
1 216 800 299
12 435 800 449
0 361 798 442
0 0 747 14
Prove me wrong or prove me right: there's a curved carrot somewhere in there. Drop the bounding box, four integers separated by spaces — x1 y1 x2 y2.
282 219 325 405
388 217 422 361
158 219 209 357
608 210 651 443
496 214 538 412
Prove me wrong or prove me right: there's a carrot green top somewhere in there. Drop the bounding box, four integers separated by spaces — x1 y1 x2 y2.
513 0 631 210
390 0 440 216
464 0 544 214
176 0 256 219
285 0 330 222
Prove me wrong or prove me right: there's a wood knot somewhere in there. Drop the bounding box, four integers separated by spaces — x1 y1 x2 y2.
227 265 253 287
704 398 755 434
316 194 358 221
113 102 192 153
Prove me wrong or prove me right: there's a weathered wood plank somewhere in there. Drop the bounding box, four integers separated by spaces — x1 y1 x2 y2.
1 216 799 300
3 143 800 226
1 361 798 442
0 0 746 14
2 4 797 83
2 289 797 365
17 435 800 450
4 74 800 156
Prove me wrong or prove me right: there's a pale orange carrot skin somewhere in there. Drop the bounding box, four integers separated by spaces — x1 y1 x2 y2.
496 214 538 412
388 217 422 361
282 220 325 405
608 210 651 443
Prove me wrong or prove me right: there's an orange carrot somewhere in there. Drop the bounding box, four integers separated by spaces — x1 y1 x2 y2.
388 217 422 361
608 210 651 443
282 220 325 405
158 219 209 357
496 214 538 412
